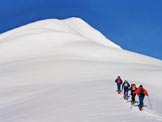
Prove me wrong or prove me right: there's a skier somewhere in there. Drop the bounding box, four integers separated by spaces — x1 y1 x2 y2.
115 76 123 94
133 85 148 111
130 84 137 105
122 80 130 100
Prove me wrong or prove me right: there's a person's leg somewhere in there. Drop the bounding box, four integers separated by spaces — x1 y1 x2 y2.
117 84 119 91
117 84 121 93
123 89 126 99
125 89 129 100
139 96 144 110
134 94 136 102
119 84 121 91
141 96 145 106
132 94 135 102
131 94 136 105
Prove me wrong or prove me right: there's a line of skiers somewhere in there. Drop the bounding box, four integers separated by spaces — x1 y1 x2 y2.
115 76 149 111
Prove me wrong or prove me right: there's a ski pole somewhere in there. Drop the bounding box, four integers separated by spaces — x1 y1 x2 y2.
147 96 152 109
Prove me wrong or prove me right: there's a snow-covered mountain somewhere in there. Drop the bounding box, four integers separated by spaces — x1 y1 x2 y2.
0 17 162 122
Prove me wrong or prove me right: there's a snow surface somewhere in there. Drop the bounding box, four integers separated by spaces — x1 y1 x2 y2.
0 17 162 122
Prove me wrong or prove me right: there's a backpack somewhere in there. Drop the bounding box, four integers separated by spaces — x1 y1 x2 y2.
124 82 128 87
117 78 121 84
131 84 136 91
139 88 145 97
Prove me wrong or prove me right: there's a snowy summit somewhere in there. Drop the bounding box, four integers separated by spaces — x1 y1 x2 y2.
0 17 162 122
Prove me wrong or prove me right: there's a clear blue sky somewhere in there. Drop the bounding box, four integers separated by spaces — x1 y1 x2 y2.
0 0 162 60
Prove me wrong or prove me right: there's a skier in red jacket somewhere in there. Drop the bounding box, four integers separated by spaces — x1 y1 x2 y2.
133 85 148 111
115 76 123 94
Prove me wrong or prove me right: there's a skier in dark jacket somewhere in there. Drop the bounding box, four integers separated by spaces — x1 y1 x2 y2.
122 80 130 100
130 84 137 105
133 85 148 111
115 76 123 94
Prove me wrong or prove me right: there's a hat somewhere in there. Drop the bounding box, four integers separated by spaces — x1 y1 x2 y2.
139 85 143 87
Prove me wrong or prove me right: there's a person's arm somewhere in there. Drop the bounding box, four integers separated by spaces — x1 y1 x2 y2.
128 87 131 91
122 83 124 89
144 89 149 96
133 89 139 94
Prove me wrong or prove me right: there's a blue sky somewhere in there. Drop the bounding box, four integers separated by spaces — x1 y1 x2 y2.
0 0 162 60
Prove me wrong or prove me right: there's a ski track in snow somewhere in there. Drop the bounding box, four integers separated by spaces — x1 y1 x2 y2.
0 80 161 122
143 110 162 121
118 90 162 121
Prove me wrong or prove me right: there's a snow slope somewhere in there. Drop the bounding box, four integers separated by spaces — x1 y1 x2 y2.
0 17 162 122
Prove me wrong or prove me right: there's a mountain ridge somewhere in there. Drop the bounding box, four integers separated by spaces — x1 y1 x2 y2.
0 17 162 65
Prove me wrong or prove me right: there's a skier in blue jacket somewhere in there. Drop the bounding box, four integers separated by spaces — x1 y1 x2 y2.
122 80 130 100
